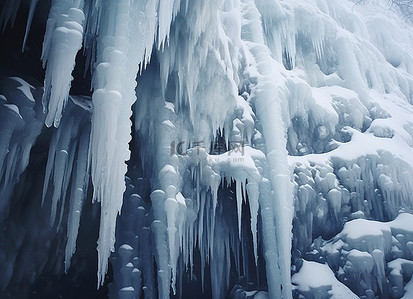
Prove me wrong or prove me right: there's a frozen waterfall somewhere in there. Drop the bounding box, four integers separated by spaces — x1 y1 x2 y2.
1 0 413 298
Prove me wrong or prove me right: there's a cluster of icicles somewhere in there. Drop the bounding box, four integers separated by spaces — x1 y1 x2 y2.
2 0 413 298
1 0 294 297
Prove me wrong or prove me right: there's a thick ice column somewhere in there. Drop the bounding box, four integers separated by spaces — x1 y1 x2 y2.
41 0 85 127
259 178 282 298
89 0 178 286
241 1 293 298
89 0 147 286
155 103 182 296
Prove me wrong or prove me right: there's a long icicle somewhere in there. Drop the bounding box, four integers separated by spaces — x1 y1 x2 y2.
89 0 156 286
241 0 294 297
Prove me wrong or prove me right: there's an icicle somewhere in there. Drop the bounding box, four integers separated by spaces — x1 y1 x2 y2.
22 0 39 52
151 189 170 299
65 119 90 272
236 179 243 239
0 0 21 32
241 1 293 297
165 196 179 294
199 191 206 293
258 179 282 298
90 0 151 286
157 0 177 50
42 1 85 127
49 132 74 226
246 181 259 265
0 77 43 224
41 96 91 231
176 192 187 250
0 107 24 189
209 176 220 258
57 142 77 228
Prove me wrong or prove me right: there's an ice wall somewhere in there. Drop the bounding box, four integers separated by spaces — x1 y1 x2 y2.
0 0 413 298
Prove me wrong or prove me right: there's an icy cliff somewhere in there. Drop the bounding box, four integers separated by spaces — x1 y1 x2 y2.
0 0 413 298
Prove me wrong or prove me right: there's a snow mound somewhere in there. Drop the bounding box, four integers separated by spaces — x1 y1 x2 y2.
292 260 358 298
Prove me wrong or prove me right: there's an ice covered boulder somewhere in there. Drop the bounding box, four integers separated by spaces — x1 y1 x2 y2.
292 260 358 298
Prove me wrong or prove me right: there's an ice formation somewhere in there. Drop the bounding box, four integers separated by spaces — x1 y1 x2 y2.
1 0 413 298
